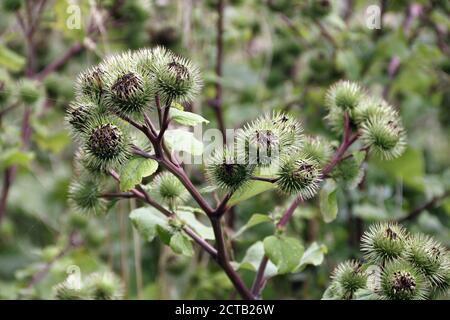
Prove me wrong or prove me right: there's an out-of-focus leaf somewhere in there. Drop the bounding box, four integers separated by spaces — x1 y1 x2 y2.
372 148 424 191
119 157 158 191
320 179 338 223
353 203 389 221
0 45 25 72
0 149 34 170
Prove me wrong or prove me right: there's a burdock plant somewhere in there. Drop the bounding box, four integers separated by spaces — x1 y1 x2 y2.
66 47 414 300
323 222 450 300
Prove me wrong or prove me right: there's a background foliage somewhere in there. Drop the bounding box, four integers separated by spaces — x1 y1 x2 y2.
0 0 449 299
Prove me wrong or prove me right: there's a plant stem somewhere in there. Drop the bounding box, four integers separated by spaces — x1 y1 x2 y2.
107 170 217 258
210 217 254 300
398 190 450 223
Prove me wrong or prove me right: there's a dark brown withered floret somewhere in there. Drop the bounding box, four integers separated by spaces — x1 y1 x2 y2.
167 60 190 82
88 124 122 159
111 72 143 100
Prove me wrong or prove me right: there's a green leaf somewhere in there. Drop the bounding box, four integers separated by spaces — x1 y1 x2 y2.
164 129 203 156
0 149 34 170
320 179 338 223
119 157 158 191
263 235 304 274
234 241 277 278
129 207 169 242
296 242 327 271
233 214 272 239
156 225 173 245
169 232 194 257
354 288 380 300
0 45 25 72
177 210 214 240
372 148 424 191
228 181 275 206
169 108 209 126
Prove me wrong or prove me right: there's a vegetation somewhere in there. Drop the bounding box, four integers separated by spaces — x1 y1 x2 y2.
0 0 449 300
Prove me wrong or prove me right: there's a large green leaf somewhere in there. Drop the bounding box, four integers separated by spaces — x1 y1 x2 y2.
234 241 277 278
169 232 194 257
320 179 338 223
228 181 275 207
164 129 203 156
129 207 169 242
233 213 272 239
177 210 214 240
296 242 327 271
263 235 304 274
0 45 25 72
372 148 424 191
169 108 209 126
0 149 34 170
119 157 158 191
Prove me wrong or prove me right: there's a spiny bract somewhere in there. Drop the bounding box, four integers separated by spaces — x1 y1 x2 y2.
379 260 429 300
206 147 255 192
275 155 322 199
361 222 407 264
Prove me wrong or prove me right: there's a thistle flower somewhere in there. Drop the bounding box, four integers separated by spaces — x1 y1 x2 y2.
18 79 42 105
324 107 346 134
150 172 188 209
331 260 368 299
102 52 153 117
85 272 124 300
353 98 397 125
300 136 332 167
360 115 406 160
275 155 322 199
53 281 87 300
405 233 450 290
151 46 202 104
68 175 107 215
76 65 106 103
134 48 157 76
325 80 365 112
206 147 254 191
239 112 303 167
379 260 429 300
361 222 407 265
80 116 131 173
